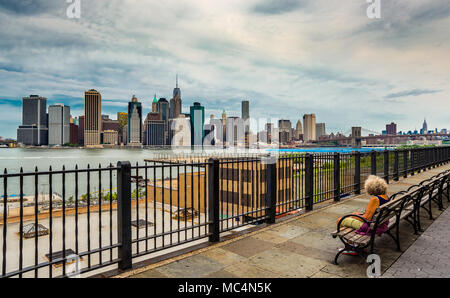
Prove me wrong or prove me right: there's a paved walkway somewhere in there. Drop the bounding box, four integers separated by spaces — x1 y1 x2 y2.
118 164 450 278
383 207 450 278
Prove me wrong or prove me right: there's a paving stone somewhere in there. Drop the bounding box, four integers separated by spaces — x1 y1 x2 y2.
223 260 285 278
154 254 227 278
220 237 275 258
248 247 328 278
252 231 291 244
200 248 247 266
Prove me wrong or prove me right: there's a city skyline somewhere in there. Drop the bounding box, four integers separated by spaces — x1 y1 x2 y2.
1 0 450 138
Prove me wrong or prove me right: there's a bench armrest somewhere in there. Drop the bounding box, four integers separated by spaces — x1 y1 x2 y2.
333 214 371 238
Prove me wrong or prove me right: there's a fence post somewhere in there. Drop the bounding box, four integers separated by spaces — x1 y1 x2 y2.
334 153 340 202
403 150 408 178
410 149 415 176
305 154 314 211
394 150 399 181
208 158 220 242
265 157 277 224
354 152 361 195
117 161 132 271
384 150 389 183
371 151 377 175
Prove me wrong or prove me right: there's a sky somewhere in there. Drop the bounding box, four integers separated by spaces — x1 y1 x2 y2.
0 0 449 139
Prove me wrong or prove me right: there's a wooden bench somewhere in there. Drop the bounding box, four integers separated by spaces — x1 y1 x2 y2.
331 171 450 265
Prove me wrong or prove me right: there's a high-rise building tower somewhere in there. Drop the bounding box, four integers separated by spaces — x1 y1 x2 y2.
127 95 143 146
84 89 102 147
316 123 326 139
17 95 48 146
48 104 71 145
386 122 397 135
303 114 317 142
278 120 292 144
190 102 205 146
295 120 303 140
152 94 158 113
422 119 428 134
170 75 182 119
241 100 249 120
157 98 170 144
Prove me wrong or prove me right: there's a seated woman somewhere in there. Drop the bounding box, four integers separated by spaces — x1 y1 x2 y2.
337 175 390 231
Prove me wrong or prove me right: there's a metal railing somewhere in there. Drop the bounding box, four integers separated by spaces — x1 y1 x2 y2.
0 146 449 277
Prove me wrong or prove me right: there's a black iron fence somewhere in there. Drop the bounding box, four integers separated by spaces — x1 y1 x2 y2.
1 146 449 277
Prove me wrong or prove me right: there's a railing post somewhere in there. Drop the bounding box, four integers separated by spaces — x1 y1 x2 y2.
354 152 361 195
265 157 277 224
117 161 132 271
208 158 220 242
394 150 399 181
410 149 415 176
305 154 314 211
371 151 377 175
384 150 389 183
403 149 408 178
334 153 340 202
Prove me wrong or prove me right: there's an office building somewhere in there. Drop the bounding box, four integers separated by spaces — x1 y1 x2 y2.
386 122 397 135
303 114 317 142
146 120 165 146
170 75 182 119
70 123 79 145
48 104 71 145
84 90 102 147
316 123 326 139
295 120 303 140
226 117 245 147
278 120 292 144
190 102 205 146
17 95 48 146
422 119 428 135
103 130 118 145
127 95 143 146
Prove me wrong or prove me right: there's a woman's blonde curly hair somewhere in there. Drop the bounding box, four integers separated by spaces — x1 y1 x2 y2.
364 175 388 196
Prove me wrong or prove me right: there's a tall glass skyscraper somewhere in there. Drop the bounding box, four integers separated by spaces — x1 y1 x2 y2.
84 89 102 147
127 95 143 146
48 104 71 145
17 95 48 146
190 102 205 146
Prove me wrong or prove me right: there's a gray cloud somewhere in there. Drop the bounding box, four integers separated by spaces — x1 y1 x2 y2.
252 0 306 15
385 89 442 99
0 0 62 15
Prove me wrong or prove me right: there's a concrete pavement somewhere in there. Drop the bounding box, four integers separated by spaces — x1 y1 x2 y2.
119 164 450 278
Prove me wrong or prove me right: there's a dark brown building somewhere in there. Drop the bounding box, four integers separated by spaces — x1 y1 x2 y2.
70 123 79 145
78 116 85 146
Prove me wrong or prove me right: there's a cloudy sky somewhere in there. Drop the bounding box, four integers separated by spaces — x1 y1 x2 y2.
0 0 449 139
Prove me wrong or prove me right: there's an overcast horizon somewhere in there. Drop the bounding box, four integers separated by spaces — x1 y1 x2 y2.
0 0 449 139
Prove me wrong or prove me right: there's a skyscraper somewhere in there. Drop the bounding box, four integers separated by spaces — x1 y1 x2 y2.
157 98 170 144
278 120 292 144
170 75 182 119
190 102 205 146
422 119 428 134
17 95 48 146
127 95 143 146
316 123 326 139
295 120 303 140
84 89 102 147
48 104 71 145
303 114 317 142
386 122 397 135
241 100 249 121
152 94 158 113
